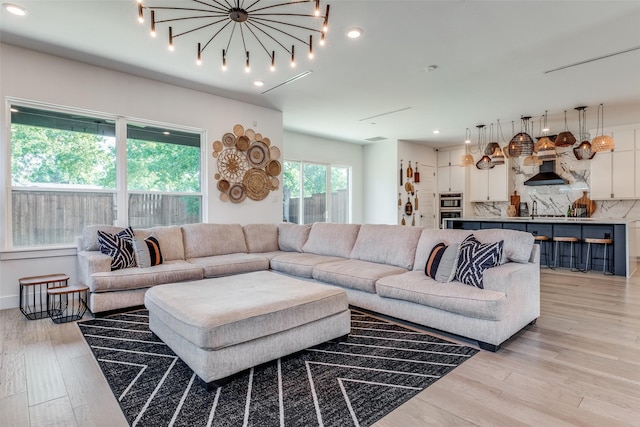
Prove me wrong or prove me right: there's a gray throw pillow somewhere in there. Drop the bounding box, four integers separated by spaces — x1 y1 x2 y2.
425 242 461 283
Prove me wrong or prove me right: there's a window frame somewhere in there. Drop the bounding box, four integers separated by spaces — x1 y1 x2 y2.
282 159 352 224
6 99 206 249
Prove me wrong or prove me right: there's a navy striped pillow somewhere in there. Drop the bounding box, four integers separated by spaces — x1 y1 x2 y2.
455 234 503 289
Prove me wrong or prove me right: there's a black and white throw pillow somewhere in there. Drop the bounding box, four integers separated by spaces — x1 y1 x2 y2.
455 234 503 289
97 226 136 271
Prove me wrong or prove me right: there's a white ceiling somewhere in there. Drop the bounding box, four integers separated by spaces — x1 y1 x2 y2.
2 1 640 147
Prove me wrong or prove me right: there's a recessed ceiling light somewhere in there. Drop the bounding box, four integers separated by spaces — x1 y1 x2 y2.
4 3 26 16
346 28 362 39
433 130 440 134
254 80 264 87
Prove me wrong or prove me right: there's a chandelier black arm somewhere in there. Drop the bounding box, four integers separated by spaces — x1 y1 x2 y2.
155 14 226 25
191 0 233 14
200 20 233 52
250 0 315 14
245 21 292 54
173 17 229 38
146 6 225 13
243 0 264 12
250 16 324 36
243 21 285 57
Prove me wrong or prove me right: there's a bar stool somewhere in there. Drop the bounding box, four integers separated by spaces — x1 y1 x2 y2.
533 235 552 268
582 237 614 275
553 236 580 270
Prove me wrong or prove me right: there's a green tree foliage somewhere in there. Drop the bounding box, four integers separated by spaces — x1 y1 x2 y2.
283 161 348 197
11 124 116 187
127 139 200 192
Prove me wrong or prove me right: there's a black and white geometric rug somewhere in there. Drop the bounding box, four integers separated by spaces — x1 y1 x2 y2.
78 309 478 427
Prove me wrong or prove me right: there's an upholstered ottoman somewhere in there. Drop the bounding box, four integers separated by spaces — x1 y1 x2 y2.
144 270 350 389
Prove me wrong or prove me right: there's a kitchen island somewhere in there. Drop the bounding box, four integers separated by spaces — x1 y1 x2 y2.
443 217 637 277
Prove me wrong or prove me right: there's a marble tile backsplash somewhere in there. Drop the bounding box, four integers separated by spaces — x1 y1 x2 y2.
472 146 640 219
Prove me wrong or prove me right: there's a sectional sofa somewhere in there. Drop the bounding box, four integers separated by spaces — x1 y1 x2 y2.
77 222 540 351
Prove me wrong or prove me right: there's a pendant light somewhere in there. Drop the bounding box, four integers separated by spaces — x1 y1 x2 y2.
475 125 494 170
460 128 475 167
591 103 615 152
573 106 595 160
555 110 576 147
536 111 557 161
508 116 534 158
484 122 505 165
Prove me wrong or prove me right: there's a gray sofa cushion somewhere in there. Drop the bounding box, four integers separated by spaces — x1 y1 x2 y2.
278 223 311 252
87 260 204 292
302 223 361 258
473 229 534 264
134 225 185 261
82 225 124 251
270 252 346 278
349 224 422 269
243 224 279 253
312 259 407 293
181 223 248 259
375 271 506 321
187 253 270 278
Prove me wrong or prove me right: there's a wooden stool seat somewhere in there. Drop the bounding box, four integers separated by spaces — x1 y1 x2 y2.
534 235 550 241
583 237 613 245
552 236 579 243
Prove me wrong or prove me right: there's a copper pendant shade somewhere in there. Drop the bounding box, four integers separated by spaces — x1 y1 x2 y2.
591 104 615 153
555 110 576 147
573 106 595 160
476 155 495 170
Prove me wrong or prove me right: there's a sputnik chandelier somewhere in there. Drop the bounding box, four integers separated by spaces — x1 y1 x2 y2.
135 0 330 72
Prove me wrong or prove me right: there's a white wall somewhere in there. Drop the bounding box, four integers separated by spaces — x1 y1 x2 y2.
363 141 398 224
283 131 364 224
0 43 285 309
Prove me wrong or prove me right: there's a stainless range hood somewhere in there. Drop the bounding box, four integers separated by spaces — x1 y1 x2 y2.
524 160 567 186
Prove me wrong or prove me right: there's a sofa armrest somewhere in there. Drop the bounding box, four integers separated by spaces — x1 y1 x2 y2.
482 261 540 323
77 250 111 288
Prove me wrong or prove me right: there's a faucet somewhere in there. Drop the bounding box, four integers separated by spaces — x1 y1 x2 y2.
531 200 538 218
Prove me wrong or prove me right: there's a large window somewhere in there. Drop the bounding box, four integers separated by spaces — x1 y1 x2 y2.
283 161 350 224
9 104 202 247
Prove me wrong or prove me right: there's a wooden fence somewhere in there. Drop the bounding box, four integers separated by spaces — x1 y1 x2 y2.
284 189 348 224
11 191 200 246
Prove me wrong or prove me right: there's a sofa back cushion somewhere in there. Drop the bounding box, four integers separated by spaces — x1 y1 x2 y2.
473 229 534 264
413 229 472 271
278 223 312 252
134 225 185 261
302 223 361 258
349 224 422 269
181 223 248 259
82 225 124 251
243 224 279 253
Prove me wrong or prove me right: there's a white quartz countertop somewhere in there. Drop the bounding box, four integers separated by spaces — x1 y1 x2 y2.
450 217 637 225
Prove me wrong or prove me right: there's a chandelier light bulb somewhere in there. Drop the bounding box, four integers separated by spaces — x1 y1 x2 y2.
5 3 27 16
168 27 174 51
150 10 156 37
314 0 320 16
319 33 325 46
222 49 227 71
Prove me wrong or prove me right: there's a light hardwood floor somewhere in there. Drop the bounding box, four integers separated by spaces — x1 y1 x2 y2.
2 268 639 426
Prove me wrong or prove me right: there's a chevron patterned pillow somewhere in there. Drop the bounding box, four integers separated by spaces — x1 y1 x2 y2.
455 234 503 289
97 226 136 270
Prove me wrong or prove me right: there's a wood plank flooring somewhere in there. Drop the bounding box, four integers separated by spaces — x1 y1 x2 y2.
1 268 639 426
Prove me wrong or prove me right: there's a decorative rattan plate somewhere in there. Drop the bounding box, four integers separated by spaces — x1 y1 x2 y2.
236 135 250 151
222 133 236 147
233 124 245 137
265 160 281 177
247 141 270 168
243 168 270 201
217 148 250 183
228 184 246 203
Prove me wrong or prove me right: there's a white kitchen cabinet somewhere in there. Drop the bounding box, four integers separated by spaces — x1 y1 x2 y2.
437 147 465 193
468 162 509 202
590 129 637 199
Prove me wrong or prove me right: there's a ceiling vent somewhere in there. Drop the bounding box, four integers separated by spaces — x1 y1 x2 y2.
365 136 387 142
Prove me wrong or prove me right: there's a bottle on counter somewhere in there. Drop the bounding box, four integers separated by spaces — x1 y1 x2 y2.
567 205 572 217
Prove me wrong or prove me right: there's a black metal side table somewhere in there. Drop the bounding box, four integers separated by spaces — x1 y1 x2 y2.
19 274 69 320
47 285 89 324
